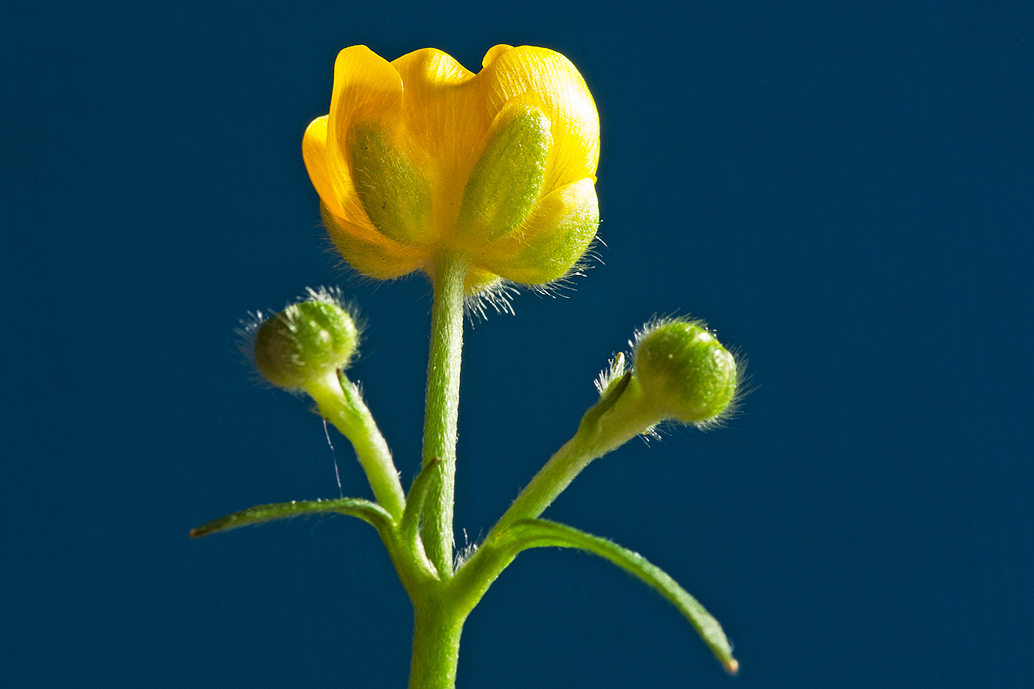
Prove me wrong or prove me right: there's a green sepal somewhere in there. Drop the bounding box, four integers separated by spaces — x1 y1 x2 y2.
579 369 632 432
189 497 393 539
454 101 551 244
476 177 599 285
502 518 739 675
349 124 433 244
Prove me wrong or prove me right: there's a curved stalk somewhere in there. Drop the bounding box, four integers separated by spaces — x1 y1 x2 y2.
448 374 661 615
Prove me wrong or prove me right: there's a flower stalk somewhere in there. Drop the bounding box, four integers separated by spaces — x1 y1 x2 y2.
305 370 407 520
420 250 468 580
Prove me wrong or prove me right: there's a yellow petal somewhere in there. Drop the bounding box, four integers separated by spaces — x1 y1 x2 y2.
390 48 489 235
480 44 513 69
321 205 429 280
301 116 345 218
325 46 406 234
474 177 599 284
464 267 501 295
481 47 599 195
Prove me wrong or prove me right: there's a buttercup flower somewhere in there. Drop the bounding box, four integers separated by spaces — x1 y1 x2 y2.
302 45 600 291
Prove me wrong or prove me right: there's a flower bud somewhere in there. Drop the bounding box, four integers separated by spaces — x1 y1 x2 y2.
633 320 737 425
253 292 359 390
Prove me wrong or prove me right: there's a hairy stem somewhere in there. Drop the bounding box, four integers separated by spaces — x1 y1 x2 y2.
307 370 406 520
448 376 661 614
407 598 466 689
420 251 467 580
491 376 658 534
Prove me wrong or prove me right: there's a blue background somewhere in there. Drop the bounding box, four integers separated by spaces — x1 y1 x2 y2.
2 1 1032 687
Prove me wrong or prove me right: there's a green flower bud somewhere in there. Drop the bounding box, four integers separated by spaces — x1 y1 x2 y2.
253 290 359 390
633 319 738 426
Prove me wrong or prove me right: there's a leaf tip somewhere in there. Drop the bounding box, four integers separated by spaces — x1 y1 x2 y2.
723 658 739 676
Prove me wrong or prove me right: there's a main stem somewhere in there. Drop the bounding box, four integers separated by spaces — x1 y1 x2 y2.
420 250 467 580
408 598 465 689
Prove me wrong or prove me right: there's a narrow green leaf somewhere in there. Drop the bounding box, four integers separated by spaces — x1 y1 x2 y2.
189 497 393 539
400 457 441 544
505 518 738 675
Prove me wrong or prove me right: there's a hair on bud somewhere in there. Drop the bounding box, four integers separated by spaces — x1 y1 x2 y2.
632 317 741 428
594 351 629 396
248 287 360 390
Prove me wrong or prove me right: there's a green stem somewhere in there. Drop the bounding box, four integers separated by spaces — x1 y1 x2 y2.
407 598 466 689
445 433 604 616
492 376 659 534
448 376 662 615
421 250 468 580
492 435 595 533
306 370 406 520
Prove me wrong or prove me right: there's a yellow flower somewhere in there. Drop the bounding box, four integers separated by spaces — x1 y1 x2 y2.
302 45 600 291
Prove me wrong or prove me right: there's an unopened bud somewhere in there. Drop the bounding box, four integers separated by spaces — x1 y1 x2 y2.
633 320 738 426
253 291 359 390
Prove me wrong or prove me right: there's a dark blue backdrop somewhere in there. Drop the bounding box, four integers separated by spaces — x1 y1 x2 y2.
2 1 1032 687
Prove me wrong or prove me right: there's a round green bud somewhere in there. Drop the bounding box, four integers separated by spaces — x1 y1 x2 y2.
633 320 738 425
253 296 358 390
